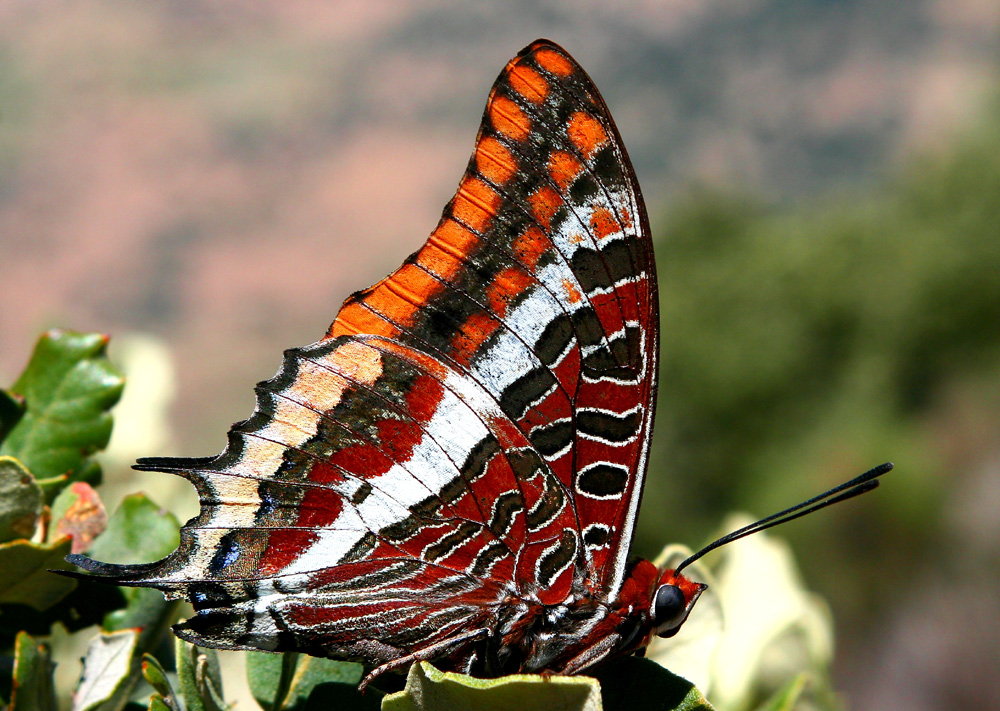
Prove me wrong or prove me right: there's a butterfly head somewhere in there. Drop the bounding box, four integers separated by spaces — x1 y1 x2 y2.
650 569 707 638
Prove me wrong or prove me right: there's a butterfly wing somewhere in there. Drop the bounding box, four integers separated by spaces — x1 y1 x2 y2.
327 40 658 602
68 39 657 667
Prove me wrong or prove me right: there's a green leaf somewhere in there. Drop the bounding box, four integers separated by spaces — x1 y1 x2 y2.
284 656 372 710
595 657 716 711
175 638 225 711
73 628 141 711
102 585 176 651
140 653 175 701
0 456 42 542
382 662 602 711
0 330 124 502
246 651 298 711
147 695 173 711
0 388 25 443
0 536 76 610
246 652 375 711
88 493 179 566
9 631 57 711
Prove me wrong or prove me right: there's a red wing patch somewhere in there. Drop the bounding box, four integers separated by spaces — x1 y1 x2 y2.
70 39 658 679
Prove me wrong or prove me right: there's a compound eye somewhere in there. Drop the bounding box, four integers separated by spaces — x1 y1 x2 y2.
653 584 688 637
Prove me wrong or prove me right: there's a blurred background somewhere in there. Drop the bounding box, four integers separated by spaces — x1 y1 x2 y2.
1 2 998 709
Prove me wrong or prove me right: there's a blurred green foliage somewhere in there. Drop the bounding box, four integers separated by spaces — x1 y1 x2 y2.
639 95 1000 635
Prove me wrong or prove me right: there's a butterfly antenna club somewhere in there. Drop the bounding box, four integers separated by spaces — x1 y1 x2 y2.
674 462 893 575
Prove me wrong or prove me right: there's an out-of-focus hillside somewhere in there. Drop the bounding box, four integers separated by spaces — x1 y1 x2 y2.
2 1 996 452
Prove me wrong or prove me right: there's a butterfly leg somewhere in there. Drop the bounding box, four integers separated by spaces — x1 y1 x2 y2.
557 632 620 675
359 627 491 692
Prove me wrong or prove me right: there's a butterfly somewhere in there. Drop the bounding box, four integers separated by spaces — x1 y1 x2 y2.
65 39 890 691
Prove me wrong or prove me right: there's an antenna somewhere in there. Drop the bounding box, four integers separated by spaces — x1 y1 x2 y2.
673 462 893 576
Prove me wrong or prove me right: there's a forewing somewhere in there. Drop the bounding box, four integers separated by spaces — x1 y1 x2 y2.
330 40 658 598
